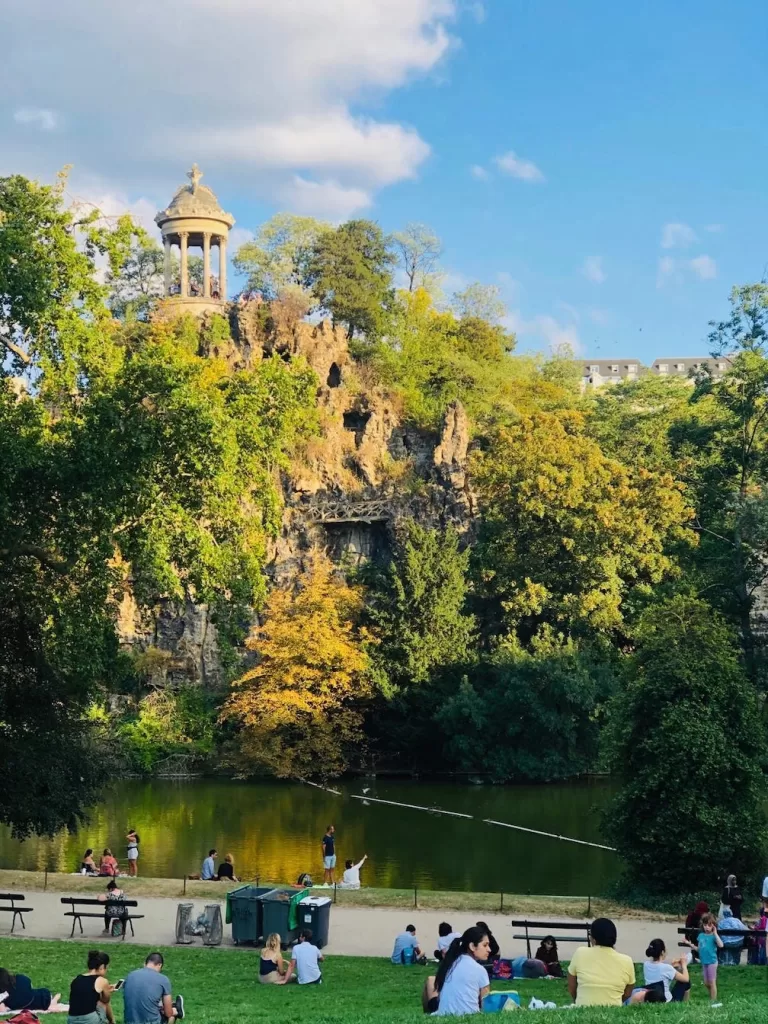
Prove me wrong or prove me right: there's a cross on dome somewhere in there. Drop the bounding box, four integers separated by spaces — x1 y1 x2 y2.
187 163 203 193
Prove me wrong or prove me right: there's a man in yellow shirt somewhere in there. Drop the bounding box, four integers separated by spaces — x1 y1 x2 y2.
567 918 635 1006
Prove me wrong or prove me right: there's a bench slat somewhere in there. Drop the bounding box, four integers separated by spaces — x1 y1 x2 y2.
0 894 26 901
0 907 33 912
513 933 583 942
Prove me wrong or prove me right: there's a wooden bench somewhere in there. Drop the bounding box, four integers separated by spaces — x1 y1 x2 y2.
511 919 592 958
61 897 143 940
0 893 33 934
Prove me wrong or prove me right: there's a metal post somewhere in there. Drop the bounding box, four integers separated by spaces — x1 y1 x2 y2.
587 894 591 915
414 887 418 909
44 869 48 891
499 892 504 913
333 884 337 904
183 877 187 895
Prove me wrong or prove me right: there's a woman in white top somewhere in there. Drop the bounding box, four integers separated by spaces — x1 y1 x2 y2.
341 854 367 889
642 939 690 1002
430 926 490 1016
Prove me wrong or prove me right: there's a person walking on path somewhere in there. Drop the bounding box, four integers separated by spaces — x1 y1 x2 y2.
123 952 184 1024
321 825 336 886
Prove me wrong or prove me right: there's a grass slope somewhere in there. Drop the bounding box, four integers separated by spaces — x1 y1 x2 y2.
1 938 766 1023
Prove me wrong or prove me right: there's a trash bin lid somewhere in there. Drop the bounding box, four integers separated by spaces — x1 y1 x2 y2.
260 889 294 902
299 896 331 907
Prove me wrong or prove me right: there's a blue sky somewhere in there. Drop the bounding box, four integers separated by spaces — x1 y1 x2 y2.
2 0 767 361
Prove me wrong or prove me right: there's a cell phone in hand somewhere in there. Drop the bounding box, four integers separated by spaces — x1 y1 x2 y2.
114 980 125 991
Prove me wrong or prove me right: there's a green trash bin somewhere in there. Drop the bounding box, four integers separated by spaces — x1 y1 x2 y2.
228 885 274 945
259 888 309 948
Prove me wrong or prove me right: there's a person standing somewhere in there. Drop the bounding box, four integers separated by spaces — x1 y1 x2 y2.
123 952 184 1024
684 912 723 1002
721 874 744 920
126 830 139 877
321 825 336 886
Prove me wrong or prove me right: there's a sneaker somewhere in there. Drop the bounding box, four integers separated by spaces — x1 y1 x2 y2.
174 995 185 1020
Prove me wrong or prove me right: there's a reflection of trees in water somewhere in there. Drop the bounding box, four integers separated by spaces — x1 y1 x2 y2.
0 779 619 893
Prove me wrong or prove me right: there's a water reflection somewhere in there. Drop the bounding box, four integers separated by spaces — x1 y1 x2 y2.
0 778 619 895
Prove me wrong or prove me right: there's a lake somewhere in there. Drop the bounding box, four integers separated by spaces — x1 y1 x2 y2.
0 777 619 895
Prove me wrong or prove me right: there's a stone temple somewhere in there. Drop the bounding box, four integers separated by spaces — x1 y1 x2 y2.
155 164 235 316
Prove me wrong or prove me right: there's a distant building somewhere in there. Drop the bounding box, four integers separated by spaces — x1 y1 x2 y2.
651 356 732 379
582 360 642 386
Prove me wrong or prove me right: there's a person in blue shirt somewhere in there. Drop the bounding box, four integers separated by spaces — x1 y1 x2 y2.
391 924 425 964
201 849 217 881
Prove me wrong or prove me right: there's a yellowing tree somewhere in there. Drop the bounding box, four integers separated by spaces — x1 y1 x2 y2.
223 550 372 778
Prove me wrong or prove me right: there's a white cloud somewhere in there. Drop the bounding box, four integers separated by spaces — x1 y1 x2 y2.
13 107 58 131
581 256 605 284
690 254 717 280
656 255 677 287
1 0 457 213
506 309 582 355
275 176 371 221
660 222 697 249
470 164 490 181
494 151 545 182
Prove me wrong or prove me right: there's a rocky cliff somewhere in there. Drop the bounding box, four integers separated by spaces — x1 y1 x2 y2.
116 302 474 685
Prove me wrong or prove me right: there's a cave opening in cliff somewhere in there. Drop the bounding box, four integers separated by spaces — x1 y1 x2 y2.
327 362 342 388
343 409 371 447
321 520 390 566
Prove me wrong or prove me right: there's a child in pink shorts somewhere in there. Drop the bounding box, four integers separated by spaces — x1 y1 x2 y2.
685 913 723 1002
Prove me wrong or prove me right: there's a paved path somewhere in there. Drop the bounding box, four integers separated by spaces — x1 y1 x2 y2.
1 891 679 961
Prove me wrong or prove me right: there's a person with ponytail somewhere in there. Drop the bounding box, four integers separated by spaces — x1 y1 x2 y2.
642 938 690 1002
430 926 490 1016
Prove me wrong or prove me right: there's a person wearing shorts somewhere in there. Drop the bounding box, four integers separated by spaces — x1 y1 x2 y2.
321 825 336 885
685 913 723 1003
126 830 139 877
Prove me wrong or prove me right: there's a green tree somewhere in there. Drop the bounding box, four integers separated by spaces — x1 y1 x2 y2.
0 174 316 836
392 222 443 293
603 595 767 894
451 282 507 325
437 633 614 781
305 219 395 339
232 212 329 299
106 235 165 320
474 411 695 641
365 520 474 694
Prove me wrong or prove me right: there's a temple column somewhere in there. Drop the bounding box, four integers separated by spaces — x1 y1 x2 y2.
219 236 227 300
179 231 189 297
164 237 171 295
203 233 211 298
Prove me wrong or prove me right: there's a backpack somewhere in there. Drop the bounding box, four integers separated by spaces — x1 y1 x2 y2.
7 1012 40 1024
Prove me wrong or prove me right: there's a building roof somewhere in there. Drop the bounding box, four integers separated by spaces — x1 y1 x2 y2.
155 164 235 229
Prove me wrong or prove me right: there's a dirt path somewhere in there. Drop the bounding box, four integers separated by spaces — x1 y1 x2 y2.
2 890 680 961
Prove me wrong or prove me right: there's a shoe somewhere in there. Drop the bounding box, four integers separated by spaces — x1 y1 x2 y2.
174 995 184 1020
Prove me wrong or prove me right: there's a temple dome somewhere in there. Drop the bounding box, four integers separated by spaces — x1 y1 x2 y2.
155 164 235 230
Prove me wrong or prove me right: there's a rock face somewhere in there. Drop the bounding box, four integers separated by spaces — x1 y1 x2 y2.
116 302 475 684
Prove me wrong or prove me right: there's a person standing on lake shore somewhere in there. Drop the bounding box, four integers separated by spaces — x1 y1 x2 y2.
321 825 336 886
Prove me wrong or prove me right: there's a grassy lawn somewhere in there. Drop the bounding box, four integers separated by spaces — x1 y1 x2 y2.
1 937 766 1023
0 871 675 921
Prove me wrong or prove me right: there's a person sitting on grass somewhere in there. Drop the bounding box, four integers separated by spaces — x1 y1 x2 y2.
392 924 426 965
123 952 184 1024
216 853 238 882
430 925 491 1017
259 933 288 984
81 849 99 876
66 950 115 1024
340 854 367 889
201 849 217 881
567 917 635 1007
281 929 323 985
641 938 690 1002
435 922 461 961
0 968 62 1013
534 937 563 978
99 849 119 877
684 912 723 1002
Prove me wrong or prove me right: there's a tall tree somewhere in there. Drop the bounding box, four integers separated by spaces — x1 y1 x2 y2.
233 212 329 299
474 411 695 641
222 550 372 779
305 219 395 339
451 282 507 325
392 222 443 293
603 595 766 894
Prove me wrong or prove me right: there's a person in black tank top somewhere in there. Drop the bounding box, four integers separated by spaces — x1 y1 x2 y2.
67 951 114 1024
